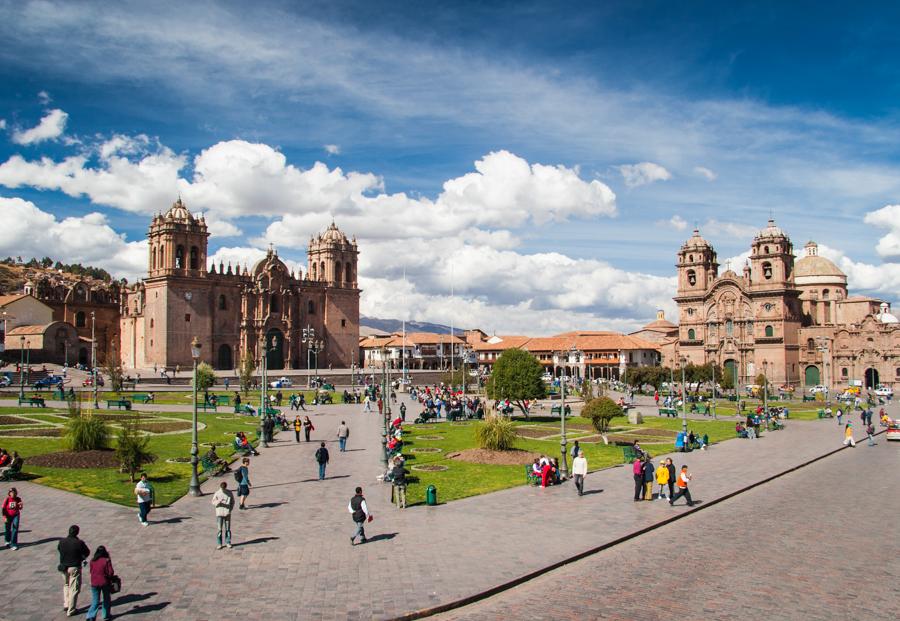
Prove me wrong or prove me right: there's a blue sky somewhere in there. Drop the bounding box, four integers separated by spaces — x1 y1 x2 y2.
1 0 900 334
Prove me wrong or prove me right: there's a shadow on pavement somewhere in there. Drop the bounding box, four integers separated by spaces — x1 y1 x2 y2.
20 536 61 548
116 601 171 616
233 536 280 547
153 516 193 524
252 501 288 509
581 489 604 496
112 592 157 606
363 532 398 543
253 480 308 490
299 475 350 483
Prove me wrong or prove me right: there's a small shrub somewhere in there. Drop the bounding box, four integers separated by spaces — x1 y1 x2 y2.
583 397 622 434
116 417 154 482
195 362 217 392
64 407 110 451
475 415 517 451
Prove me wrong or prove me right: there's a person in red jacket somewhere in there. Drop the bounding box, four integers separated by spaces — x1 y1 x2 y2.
86 545 115 621
2 487 22 550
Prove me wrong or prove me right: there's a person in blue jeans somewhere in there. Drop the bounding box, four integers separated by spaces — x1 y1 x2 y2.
86 545 115 621
337 421 350 452
2 487 22 550
315 442 330 480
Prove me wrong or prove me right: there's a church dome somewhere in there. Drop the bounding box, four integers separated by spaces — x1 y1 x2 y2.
755 218 786 240
320 222 349 244
643 310 676 330
682 228 712 250
794 241 847 283
164 197 194 222
878 302 899 324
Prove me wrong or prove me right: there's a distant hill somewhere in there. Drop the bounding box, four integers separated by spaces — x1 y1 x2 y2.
0 257 116 295
360 316 460 335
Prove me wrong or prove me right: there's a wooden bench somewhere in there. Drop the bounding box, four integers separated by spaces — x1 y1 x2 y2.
132 393 154 403
214 396 231 406
817 409 833 419
658 407 677 418
106 399 132 410
802 395 816 402
18 397 46 407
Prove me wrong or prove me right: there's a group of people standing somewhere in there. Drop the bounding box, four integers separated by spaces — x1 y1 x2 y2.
633 456 694 506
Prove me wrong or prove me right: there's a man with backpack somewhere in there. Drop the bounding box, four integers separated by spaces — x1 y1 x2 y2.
315 442 330 480
235 458 251 510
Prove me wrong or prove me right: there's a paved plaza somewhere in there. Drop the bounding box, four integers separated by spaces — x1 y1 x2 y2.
0 395 895 620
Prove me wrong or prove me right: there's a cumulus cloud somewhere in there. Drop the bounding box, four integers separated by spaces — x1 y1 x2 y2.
324 144 340 155
702 219 758 239
0 119 6 130
660 214 688 231
37 90 51 105
863 204 900 260
0 196 146 281
12 108 68 145
617 162 672 188
694 166 717 181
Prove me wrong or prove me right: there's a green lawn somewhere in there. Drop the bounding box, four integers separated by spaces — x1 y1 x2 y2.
400 415 736 505
0 409 261 507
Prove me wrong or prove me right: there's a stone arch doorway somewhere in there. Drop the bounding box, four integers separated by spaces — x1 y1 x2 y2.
804 365 820 387
78 347 88 366
864 367 879 389
724 359 737 388
217 344 233 370
265 328 285 371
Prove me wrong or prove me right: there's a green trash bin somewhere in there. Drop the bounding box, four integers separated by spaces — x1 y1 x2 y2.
426 485 437 506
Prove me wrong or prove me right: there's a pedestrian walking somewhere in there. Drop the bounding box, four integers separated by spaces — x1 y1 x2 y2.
391 458 408 508
642 455 655 500
2 487 22 550
843 423 856 447
363 395 372 412
236 458 251 509
303 416 315 442
224 377 230 391
293 416 302 443
399 402 407 421
349 486 370 545
134 472 154 526
836 408 843 425
572 450 587 496
665 458 676 500
85 546 116 621
669 465 694 507
337 420 350 452
570 440 581 462
632 458 643 502
298 392 306 410
315 442 330 480
58 524 90 617
866 422 875 447
211 481 234 549
655 460 669 500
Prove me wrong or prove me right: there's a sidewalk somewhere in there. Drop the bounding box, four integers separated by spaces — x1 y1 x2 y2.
0 397 888 621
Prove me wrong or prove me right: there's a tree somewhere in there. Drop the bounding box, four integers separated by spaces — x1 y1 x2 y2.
475 415 517 451
441 368 467 390
194 362 216 392
238 353 256 395
485 349 546 418
102 348 125 393
581 378 594 401
583 397 622 434
720 368 735 391
116 416 153 482
755 373 769 388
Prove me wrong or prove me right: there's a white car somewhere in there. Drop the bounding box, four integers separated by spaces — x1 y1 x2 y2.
808 385 827 394
269 377 292 389
541 372 553 382
875 386 893 398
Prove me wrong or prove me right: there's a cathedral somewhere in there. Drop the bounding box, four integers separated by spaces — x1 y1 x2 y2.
119 199 360 371
666 219 899 391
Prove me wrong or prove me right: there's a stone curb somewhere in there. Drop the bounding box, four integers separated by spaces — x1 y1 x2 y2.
391 428 886 621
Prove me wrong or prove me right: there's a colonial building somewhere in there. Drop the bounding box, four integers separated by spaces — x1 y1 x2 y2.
120 199 360 371
358 332 467 370
1 293 78 364
664 220 899 390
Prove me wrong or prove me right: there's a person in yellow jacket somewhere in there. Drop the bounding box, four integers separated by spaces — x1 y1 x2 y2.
293 416 302 443
842 422 856 447
655 460 670 500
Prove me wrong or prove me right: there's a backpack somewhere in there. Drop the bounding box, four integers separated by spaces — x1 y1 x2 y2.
233 469 242 484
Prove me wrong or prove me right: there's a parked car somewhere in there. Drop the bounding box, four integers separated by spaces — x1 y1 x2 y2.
874 386 893 398
82 375 105 387
34 375 64 388
808 385 828 394
0 376 11 388
541 372 553 382
269 377 292 389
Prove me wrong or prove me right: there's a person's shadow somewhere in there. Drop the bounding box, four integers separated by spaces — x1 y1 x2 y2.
581 489 604 496
362 532 397 543
232 536 280 547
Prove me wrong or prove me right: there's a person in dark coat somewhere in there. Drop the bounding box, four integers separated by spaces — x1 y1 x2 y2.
665 458 676 500
58 524 90 616
642 455 656 500
315 442 330 480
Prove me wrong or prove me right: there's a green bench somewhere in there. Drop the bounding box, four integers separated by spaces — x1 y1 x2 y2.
525 464 541 485
106 399 132 410
18 397 45 407
550 404 572 417
132 393 154 404
235 404 254 415
817 408 833 419
0 461 23 481
214 396 230 406
622 446 639 462
802 395 816 402
200 455 227 476
658 407 677 418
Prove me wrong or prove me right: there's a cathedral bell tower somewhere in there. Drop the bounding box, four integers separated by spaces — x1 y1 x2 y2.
147 198 210 279
676 229 718 296
307 222 359 287
748 219 793 291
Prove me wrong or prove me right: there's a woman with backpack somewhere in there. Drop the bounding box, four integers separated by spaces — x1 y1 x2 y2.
86 545 117 621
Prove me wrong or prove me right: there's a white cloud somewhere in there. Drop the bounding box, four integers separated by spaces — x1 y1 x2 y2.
694 166 717 181
702 219 758 239
863 204 900 260
662 215 688 231
324 144 340 155
0 119 6 130
816 243 900 298
0 196 146 281
617 162 672 188
11 108 68 145
37 90 51 105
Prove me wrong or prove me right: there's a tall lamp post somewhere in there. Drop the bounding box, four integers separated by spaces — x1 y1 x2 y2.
1 311 14 360
188 337 202 496
302 326 315 388
380 346 389 469
19 336 26 399
557 347 575 480
762 360 769 428
711 362 717 419
679 355 688 437
91 311 98 409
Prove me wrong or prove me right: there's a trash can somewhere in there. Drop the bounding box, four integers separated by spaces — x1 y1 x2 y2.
426 485 437 506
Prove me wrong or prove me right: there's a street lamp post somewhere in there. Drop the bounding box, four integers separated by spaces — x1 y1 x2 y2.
91 311 98 409
711 362 717 419
302 326 317 388
763 360 769 429
1 311 14 360
380 346 389 469
679 356 688 438
188 337 202 497
557 347 575 480
19 336 26 399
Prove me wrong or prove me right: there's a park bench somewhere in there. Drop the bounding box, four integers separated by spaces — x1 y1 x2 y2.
696 404 709 415
214 396 230 406
622 445 639 462
658 407 677 418
446 409 466 421
197 402 217 412
235 404 254 415
817 409 832 419
802 395 816 402
132 393 154 404
525 464 541 485
106 399 132 410
414 410 436 424
550 404 572 417
200 455 227 476
0 460 23 481
17 396 45 407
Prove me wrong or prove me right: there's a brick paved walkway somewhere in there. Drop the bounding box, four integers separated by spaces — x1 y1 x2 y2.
436 432 900 621
0 397 894 621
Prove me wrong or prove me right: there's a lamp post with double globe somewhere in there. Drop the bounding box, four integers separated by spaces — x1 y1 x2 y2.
188 337 203 497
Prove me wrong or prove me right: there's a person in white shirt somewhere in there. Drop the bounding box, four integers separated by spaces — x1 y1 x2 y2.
211 482 235 549
572 450 588 496
134 473 153 526
349 487 370 545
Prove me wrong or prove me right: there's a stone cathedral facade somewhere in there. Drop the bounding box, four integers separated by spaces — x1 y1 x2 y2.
120 199 360 371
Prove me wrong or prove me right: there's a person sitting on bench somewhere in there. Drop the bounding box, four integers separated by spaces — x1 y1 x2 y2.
204 444 230 472
0 451 22 478
735 422 748 438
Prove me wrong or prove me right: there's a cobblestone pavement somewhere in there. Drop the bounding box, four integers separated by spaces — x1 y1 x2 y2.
0 396 894 621
437 433 900 621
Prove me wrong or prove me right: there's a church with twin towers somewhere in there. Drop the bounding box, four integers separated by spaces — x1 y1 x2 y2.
119 198 360 372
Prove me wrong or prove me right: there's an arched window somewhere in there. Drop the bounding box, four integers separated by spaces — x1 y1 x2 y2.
308 300 315 315
762 261 773 279
151 246 156 270
345 263 352 283
822 289 829 300
765 325 774 337
725 319 733 336
270 294 280 314
688 254 694 262
335 261 342 284
75 311 86 328
841 367 848 377
320 261 326 281
150 318 154 328
175 245 184 269
218 295 227 310
189 246 199 270
807 338 815 351
310 263 317 280
158 245 164 268
687 328 696 340
687 269 697 286
764 245 770 254
896 367 900 377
